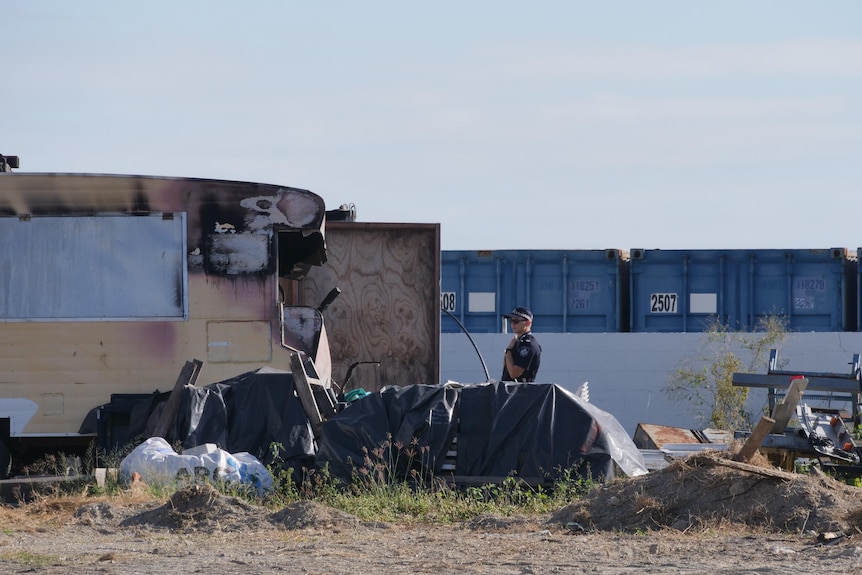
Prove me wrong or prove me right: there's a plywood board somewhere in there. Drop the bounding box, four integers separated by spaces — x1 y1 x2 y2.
299 222 440 391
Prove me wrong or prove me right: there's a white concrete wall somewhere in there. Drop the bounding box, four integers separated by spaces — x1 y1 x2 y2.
441 331 862 436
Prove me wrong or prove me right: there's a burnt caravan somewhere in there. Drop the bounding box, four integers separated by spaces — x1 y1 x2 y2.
0 172 331 474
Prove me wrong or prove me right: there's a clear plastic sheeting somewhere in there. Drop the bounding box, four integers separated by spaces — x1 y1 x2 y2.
316 381 647 483
562 386 648 477
119 437 274 494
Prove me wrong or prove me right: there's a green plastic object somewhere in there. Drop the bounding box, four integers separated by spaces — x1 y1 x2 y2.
344 389 370 403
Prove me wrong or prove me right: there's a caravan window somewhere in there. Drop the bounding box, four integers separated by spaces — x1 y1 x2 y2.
0 214 188 321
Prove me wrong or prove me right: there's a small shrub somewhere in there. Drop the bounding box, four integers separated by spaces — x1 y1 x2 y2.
664 314 788 430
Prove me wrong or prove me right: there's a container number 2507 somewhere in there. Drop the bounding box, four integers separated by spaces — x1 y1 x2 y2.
650 293 678 313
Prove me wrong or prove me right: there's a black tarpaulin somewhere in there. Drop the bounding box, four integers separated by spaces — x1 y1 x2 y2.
94 374 638 484
118 368 316 470
314 384 459 482
315 382 615 483
457 382 610 479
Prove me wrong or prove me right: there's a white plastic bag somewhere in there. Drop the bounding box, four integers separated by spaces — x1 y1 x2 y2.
119 437 273 494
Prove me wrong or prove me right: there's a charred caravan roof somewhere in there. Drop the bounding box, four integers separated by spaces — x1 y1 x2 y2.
0 172 327 278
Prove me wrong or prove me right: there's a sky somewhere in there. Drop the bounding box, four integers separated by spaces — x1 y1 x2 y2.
3 2 861 252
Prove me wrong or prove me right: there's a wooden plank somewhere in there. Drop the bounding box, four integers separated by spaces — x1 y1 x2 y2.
633 423 701 449
152 359 203 440
770 377 808 433
733 415 776 463
290 353 324 436
691 453 796 480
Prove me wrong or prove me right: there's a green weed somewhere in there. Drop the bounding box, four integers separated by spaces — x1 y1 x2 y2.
260 437 599 524
0 551 60 567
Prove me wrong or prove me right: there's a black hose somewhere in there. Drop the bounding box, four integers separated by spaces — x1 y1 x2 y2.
442 307 491 382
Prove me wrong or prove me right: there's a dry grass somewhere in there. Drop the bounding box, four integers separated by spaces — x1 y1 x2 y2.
0 489 161 532
632 492 670 525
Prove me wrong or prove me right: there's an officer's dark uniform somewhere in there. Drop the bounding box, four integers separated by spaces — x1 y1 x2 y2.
501 331 542 382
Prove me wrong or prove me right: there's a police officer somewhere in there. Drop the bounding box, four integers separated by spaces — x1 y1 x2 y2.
501 307 542 382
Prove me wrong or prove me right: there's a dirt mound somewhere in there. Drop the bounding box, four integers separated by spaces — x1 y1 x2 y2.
269 500 363 530
75 502 120 525
120 484 269 532
114 485 367 533
550 452 862 534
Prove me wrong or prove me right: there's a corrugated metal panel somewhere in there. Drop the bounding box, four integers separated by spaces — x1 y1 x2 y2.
639 449 670 471
857 248 862 332
629 248 846 333
441 249 624 334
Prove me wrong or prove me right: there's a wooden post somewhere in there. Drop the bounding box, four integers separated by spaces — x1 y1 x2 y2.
770 377 808 433
734 415 776 463
152 359 203 440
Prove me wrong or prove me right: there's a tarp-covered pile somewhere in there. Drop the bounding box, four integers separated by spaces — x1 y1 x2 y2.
92 367 317 473
97 369 646 489
317 381 647 483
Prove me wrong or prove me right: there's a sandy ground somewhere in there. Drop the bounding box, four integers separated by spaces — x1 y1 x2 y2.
2 453 862 574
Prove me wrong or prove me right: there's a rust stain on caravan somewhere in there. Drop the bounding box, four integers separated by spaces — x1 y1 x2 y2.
0 173 328 436
135 322 179 357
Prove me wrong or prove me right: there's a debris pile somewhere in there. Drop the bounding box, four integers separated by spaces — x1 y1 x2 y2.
552 450 862 534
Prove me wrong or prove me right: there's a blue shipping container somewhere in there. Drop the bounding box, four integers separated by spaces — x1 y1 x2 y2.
629 248 847 333
857 248 862 332
441 249 623 334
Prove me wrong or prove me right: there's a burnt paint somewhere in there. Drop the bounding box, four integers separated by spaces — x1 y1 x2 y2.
204 233 274 277
197 189 275 278
198 190 250 242
0 174 326 281
130 181 151 214
173 270 184 310
278 231 326 278
195 185 327 280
